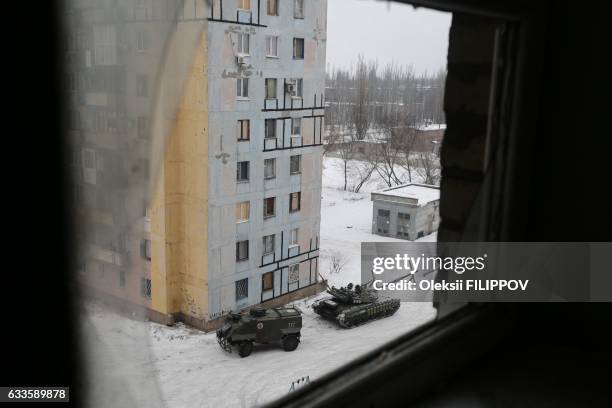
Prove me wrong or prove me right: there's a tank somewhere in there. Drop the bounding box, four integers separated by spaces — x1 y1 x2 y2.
216 307 302 357
312 283 400 328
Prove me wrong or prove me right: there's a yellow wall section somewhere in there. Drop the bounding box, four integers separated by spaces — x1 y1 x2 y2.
151 31 209 320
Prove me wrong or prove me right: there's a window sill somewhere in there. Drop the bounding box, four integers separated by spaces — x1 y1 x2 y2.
266 55 280 59
263 215 276 220
290 172 301 176
236 97 251 101
236 220 249 224
237 139 250 142
236 180 250 184
264 177 276 181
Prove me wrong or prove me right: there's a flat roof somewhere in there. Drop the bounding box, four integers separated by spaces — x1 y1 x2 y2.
372 183 440 206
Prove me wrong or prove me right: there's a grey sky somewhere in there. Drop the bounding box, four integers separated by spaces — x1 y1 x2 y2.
326 0 452 74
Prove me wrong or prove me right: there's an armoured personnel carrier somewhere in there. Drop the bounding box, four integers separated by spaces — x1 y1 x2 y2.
312 283 400 328
216 307 302 357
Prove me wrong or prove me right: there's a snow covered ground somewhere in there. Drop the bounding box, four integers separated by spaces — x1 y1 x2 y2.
85 156 438 408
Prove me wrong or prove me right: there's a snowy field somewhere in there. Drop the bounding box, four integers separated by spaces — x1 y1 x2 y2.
85 156 438 408
319 156 437 287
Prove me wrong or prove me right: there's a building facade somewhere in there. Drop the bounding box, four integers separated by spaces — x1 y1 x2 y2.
371 184 440 241
69 0 326 330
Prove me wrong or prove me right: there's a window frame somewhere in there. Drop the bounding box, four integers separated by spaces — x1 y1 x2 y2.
265 78 278 100
236 240 249 262
267 0 278 16
237 0 251 11
266 35 279 58
236 201 250 223
263 196 276 218
237 161 250 183
237 33 250 55
289 228 299 247
293 0 304 19
235 278 248 301
290 155 302 175
262 271 274 291
262 234 275 255
265 119 277 139
291 118 302 137
293 37 305 59
289 192 301 213
264 158 276 180
237 77 249 99
237 119 250 141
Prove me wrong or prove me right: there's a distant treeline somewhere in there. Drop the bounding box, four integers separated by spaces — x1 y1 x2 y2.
325 56 446 137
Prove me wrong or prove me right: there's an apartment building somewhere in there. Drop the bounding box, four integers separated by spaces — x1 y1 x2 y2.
69 0 327 330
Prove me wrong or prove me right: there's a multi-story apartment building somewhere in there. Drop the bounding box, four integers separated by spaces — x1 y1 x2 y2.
69 0 327 330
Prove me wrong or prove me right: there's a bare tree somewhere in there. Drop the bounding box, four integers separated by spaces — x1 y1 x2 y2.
414 152 441 185
351 56 376 141
328 250 349 275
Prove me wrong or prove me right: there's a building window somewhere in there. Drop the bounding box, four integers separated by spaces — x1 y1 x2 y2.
83 149 95 169
293 38 304 59
236 201 250 222
140 278 151 299
417 231 424 239
377 209 390 234
397 212 411 238
288 263 300 284
289 228 299 247
237 0 251 10
267 0 278 16
237 77 249 98
266 35 279 57
236 240 249 261
262 272 273 291
136 30 148 52
291 118 302 137
141 239 152 260
265 78 277 99
237 119 250 141
264 197 276 218
294 0 304 19
263 234 275 255
119 270 126 288
289 78 303 98
236 278 248 301
137 116 149 138
290 155 301 175
136 74 148 96
237 161 250 182
289 192 301 213
237 33 250 55
265 119 276 139
264 158 276 179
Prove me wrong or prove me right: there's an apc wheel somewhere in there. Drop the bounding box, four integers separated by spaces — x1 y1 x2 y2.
238 341 253 358
282 334 299 352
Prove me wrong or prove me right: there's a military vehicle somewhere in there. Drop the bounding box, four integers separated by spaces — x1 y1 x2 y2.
312 283 400 328
216 307 302 357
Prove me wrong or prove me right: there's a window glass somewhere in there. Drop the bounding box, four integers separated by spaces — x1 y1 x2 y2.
264 197 276 218
290 155 301 174
236 240 249 261
262 272 273 290
294 0 304 19
237 161 249 182
293 38 304 59
265 119 276 139
236 201 250 222
289 192 301 212
265 78 277 99
267 0 278 16
235 278 248 301
264 158 276 179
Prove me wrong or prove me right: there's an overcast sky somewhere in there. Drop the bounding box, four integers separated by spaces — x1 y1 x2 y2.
326 0 452 74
